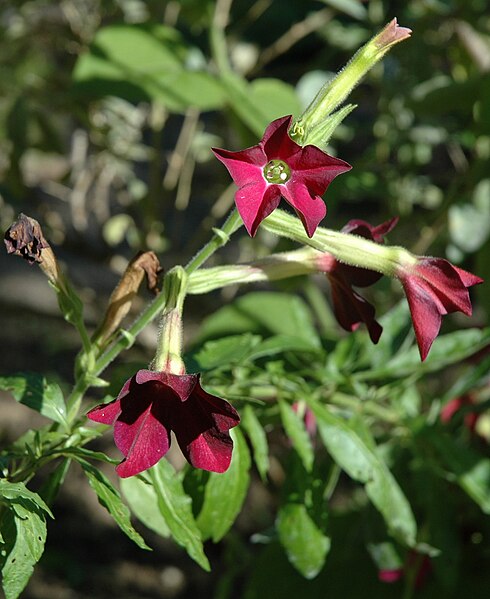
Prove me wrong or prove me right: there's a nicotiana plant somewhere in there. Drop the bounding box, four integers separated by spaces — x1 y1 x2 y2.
1 18 488 599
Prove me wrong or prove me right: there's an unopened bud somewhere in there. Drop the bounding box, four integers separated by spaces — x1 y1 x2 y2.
291 18 412 148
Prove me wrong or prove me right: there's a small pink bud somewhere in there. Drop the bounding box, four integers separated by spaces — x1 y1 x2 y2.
374 18 412 52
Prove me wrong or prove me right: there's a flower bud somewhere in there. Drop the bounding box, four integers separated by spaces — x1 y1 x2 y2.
291 18 412 148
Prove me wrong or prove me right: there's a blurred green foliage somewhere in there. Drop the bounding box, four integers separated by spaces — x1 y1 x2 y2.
1 1 489 597
1 0 489 276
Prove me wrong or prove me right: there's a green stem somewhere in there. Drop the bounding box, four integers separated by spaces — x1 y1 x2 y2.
66 378 90 424
76 317 92 354
93 209 242 377
209 0 233 74
328 391 398 423
185 208 243 274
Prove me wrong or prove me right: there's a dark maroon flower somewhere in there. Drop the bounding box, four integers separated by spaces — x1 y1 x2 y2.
212 115 351 237
87 369 240 478
397 258 483 360
318 217 398 343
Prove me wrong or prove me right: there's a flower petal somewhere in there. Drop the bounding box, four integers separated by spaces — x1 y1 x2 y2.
401 275 444 361
182 429 234 473
288 144 351 196
342 217 399 243
454 266 484 288
87 398 122 425
235 181 281 236
415 258 474 316
282 181 326 237
399 258 482 360
153 371 199 402
173 378 240 473
328 274 382 343
114 395 171 478
212 145 265 187
262 115 300 160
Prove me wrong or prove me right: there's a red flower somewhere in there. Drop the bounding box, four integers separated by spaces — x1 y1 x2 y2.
397 258 483 360
378 568 404 584
318 218 398 343
87 369 240 478
440 394 480 432
212 115 351 237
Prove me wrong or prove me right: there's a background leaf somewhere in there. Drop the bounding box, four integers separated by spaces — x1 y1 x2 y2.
241 405 270 480
311 403 417 546
196 292 321 347
149 459 210 571
78 459 150 550
0 373 67 426
120 475 170 538
197 428 251 542
278 399 314 472
73 24 225 111
0 481 52 599
276 503 331 579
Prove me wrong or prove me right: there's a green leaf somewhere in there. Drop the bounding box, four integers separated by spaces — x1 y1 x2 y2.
198 292 321 348
442 353 490 403
318 0 367 19
276 503 330 579
148 459 210 570
0 482 51 599
59 446 119 465
194 333 262 369
78 459 150 550
0 373 67 426
310 402 417 546
0 481 53 518
449 202 490 253
359 328 490 380
367 541 403 572
241 405 270 480
248 79 302 124
73 24 224 112
427 430 490 514
246 334 321 360
197 428 251 542
120 475 170 538
56 282 85 328
38 459 71 506
219 72 272 137
278 399 314 472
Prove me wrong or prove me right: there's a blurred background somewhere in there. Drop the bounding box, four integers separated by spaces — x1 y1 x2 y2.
0 1 489 597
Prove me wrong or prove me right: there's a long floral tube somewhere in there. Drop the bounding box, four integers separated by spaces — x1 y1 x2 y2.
188 211 482 360
262 209 413 275
185 236 408 295
187 247 318 294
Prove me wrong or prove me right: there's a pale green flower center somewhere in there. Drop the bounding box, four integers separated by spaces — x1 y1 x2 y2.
263 159 291 184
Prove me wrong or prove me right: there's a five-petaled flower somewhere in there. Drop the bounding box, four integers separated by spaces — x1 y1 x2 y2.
317 217 398 343
87 369 240 478
213 115 351 238
397 258 483 361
